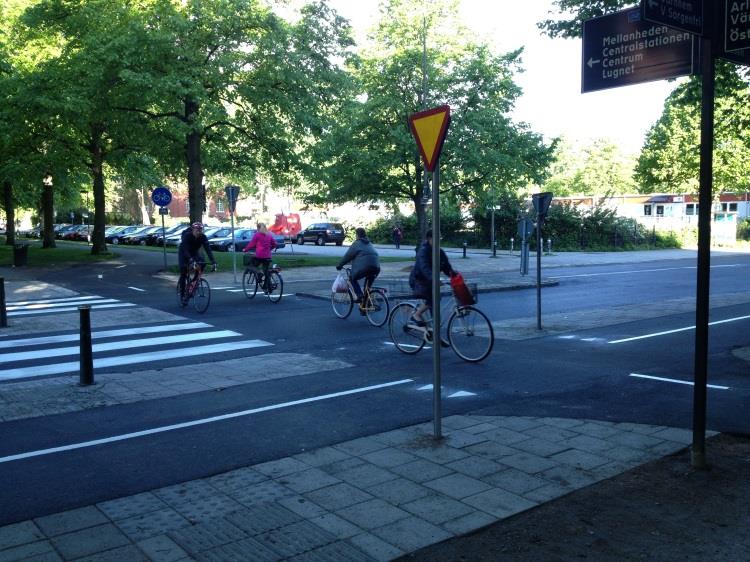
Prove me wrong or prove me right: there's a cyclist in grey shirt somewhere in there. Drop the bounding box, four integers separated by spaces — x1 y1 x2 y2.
336 227 380 311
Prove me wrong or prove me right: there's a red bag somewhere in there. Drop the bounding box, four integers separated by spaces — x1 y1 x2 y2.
450 272 475 306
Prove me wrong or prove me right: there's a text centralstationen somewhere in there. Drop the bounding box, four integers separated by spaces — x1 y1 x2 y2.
583 8 694 93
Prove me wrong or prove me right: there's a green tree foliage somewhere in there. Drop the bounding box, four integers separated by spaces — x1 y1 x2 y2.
544 138 636 196
305 0 554 234
537 0 632 39
636 61 750 194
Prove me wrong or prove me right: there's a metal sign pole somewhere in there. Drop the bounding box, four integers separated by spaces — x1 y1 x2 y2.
536 219 542 330
432 162 442 440
231 211 237 283
692 19 716 470
161 213 167 270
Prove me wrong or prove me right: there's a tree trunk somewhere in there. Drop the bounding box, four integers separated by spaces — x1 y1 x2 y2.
185 98 204 225
138 188 151 225
41 180 55 249
3 181 15 246
89 124 108 254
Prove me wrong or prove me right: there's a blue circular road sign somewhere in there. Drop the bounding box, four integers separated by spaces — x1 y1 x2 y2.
151 186 172 207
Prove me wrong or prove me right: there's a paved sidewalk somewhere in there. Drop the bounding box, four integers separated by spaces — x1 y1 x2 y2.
0 415 703 562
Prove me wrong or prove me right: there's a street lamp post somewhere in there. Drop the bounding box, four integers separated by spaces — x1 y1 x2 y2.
80 190 90 245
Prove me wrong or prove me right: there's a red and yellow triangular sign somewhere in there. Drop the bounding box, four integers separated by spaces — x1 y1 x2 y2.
409 105 451 173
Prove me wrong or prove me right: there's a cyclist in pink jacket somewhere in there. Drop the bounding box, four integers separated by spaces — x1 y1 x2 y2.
242 222 277 288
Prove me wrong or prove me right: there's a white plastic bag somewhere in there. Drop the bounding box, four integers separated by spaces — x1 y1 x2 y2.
332 272 348 293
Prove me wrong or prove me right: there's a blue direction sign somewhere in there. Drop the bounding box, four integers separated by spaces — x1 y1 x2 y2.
224 184 240 213
725 0 750 52
582 8 695 93
642 0 703 35
151 186 172 207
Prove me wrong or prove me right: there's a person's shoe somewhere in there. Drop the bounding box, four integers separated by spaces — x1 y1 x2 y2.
359 308 367 316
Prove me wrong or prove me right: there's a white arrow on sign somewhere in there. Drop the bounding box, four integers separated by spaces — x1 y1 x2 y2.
587 57 601 68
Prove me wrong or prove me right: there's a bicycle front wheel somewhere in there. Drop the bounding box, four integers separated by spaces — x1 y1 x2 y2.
447 306 494 363
242 269 259 299
365 289 390 327
193 278 211 313
331 290 353 318
389 302 425 354
266 272 283 303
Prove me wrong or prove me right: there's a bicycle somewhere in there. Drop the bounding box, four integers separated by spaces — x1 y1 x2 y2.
331 267 390 327
389 280 494 362
242 254 283 303
177 259 212 313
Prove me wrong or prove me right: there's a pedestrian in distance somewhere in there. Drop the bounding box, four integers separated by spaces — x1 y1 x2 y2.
392 225 402 249
336 227 381 314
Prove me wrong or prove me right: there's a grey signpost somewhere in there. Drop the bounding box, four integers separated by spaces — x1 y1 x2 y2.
409 105 451 440
532 193 553 331
225 185 240 283
585 0 750 468
151 186 172 270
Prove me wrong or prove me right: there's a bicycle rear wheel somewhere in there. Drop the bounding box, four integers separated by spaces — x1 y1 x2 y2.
389 302 425 354
365 289 389 327
266 271 283 303
242 269 259 299
331 290 353 318
447 306 494 362
193 278 211 313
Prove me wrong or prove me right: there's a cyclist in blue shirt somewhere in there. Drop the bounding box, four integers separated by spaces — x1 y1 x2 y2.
178 222 216 305
408 229 454 338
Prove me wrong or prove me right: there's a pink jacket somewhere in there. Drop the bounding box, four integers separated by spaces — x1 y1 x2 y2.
243 231 276 259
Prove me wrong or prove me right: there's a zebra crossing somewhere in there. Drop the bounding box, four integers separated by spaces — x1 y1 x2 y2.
0 320 273 382
7 294 136 317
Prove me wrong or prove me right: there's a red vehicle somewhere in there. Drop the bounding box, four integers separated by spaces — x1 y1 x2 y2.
268 213 301 239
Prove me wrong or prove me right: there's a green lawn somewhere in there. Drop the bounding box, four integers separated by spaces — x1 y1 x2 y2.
2 238 411 269
0 240 118 266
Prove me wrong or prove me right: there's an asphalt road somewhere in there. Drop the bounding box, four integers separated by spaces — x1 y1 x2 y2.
0 245 748 525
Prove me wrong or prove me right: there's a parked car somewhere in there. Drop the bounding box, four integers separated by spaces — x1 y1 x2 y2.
295 222 346 246
106 225 144 244
209 228 286 252
61 225 90 241
153 223 190 246
121 225 162 245
56 224 80 239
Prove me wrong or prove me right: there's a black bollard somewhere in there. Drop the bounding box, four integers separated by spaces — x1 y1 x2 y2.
462 241 467 258
0 277 6 328
79 305 94 386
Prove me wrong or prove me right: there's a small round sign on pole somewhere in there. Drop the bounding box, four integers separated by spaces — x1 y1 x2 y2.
151 186 172 271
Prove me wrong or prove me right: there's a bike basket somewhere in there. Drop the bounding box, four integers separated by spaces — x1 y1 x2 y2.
452 281 477 306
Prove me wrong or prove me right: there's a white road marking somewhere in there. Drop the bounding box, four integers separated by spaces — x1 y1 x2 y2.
448 391 477 397
629 373 729 390
384 342 431 350
609 314 750 344
115 265 126 269
0 330 241 364
0 379 414 464
554 264 742 279
0 322 211 349
8 296 102 306
8 303 135 317
128 286 146 292
0 340 272 381
7 299 118 311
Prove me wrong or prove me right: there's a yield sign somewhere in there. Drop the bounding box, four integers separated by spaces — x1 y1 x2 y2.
409 105 451 172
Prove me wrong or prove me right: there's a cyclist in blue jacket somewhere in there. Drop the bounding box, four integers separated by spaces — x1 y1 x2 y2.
408 229 454 330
